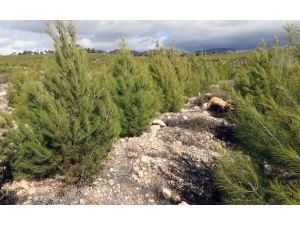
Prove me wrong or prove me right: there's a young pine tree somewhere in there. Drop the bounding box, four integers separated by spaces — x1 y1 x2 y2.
184 52 203 97
148 40 185 112
167 40 200 98
215 33 300 204
110 38 159 137
0 21 120 185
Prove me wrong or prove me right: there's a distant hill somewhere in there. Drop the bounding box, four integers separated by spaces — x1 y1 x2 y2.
193 48 247 55
106 48 249 56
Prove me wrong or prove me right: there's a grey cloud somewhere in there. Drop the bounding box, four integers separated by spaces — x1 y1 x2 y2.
159 20 289 50
0 20 296 55
74 20 159 42
4 20 46 34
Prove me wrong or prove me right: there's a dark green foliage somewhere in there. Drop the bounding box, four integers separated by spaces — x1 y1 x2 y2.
110 38 159 137
168 41 201 98
148 40 185 112
184 53 203 96
215 32 300 204
0 21 120 185
186 53 237 94
215 147 265 205
6 68 40 111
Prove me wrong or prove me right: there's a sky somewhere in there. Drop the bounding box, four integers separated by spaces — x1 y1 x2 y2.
0 1 299 56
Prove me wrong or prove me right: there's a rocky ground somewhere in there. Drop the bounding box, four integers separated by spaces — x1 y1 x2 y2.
0 83 234 205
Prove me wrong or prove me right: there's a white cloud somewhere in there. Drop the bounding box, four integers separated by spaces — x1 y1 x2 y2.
0 20 295 55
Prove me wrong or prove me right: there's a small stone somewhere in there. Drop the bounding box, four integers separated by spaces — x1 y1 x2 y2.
203 111 210 116
141 155 155 164
174 141 182 146
128 152 138 158
20 180 30 191
178 201 189 205
79 198 86 205
138 171 144 178
159 165 168 173
183 116 188 120
132 174 138 181
145 179 151 184
28 187 36 195
110 168 114 173
16 189 27 196
148 199 155 203
150 125 160 136
108 180 114 186
134 167 139 172
151 145 158 150
141 132 148 138
201 103 208 110
162 188 172 200
172 195 181 202
152 119 166 127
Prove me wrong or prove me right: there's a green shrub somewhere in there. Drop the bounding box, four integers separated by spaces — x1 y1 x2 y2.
215 33 300 204
110 38 160 137
6 68 40 110
148 40 185 112
0 21 121 186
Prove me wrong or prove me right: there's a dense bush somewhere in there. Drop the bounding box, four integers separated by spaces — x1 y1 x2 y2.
110 38 160 137
0 21 121 186
148 40 185 112
215 31 300 204
6 68 40 111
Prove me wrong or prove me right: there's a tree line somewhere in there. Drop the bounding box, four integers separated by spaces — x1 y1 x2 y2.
10 48 107 56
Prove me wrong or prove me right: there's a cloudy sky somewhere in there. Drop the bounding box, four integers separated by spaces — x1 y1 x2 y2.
0 2 298 55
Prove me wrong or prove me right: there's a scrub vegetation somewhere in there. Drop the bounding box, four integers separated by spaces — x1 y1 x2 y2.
1 20 300 204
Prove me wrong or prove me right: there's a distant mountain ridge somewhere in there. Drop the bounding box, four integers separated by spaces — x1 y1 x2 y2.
106 48 249 56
